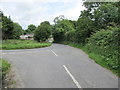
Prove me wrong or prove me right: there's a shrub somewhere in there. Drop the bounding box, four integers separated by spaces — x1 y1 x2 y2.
85 27 119 70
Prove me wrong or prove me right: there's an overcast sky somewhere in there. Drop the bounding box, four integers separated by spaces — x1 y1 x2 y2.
0 0 85 29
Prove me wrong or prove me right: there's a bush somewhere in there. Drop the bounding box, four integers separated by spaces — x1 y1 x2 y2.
85 27 119 70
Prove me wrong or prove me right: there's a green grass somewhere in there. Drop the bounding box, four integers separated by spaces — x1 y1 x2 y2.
60 41 119 77
88 53 119 77
59 41 83 49
0 59 11 79
1 39 51 50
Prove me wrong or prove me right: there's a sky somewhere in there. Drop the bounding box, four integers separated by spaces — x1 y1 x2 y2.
0 0 85 29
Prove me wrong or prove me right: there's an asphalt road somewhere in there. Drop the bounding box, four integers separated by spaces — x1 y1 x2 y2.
2 44 118 88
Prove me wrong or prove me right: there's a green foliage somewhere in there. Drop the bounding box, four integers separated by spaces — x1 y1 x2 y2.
60 41 83 49
94 3 118 28
34 21 52 42
84 27 119 71
0 11 2 29
65 30 75 42
2 14 14 40
69 20 77 29
75 17 94 43
1 12 24 40
13 23 23 39
25 24 36 34
0 59 10 79
83 2 102 11
53 2 118 44
2 40 51 50
53 15 65 24
53 16 75 42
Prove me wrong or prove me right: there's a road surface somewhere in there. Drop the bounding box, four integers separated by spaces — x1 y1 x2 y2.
2 44 118 88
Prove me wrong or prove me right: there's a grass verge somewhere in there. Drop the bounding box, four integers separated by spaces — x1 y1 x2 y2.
60 41 119 77
1 39 51 50
0 59 11 80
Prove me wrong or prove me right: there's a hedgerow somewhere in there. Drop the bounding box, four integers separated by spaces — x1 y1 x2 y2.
85 27 119 71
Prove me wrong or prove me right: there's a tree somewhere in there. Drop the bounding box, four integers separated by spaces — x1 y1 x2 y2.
82 2 118 29
69 20 77 29
25 24 36 34
53 17 75 42
2 14 14 40
34 21 52 42
94 3 118 28
0 11 2 41
0 11 2 29
75 17 94 43
13 23 23 39
53 15 65 25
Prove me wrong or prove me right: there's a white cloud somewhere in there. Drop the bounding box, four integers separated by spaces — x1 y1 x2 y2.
55 1 85 20
0 0 85 29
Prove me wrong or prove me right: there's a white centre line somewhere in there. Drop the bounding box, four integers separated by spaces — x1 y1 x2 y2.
50 50 58 56
63 65 82 88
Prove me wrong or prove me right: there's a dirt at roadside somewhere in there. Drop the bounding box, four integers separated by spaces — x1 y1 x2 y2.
2 64 25 89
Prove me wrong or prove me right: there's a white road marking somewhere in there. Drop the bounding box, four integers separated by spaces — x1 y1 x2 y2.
63 65 82 88
50 50 58 56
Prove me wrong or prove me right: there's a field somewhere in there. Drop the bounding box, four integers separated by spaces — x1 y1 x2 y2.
1 39 51 50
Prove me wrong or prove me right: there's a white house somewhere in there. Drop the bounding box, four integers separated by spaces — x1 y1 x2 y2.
20 34 34 40
20 35 28 39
